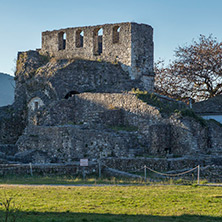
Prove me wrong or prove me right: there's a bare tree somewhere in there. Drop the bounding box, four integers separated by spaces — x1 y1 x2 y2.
155 35 222 102
0 193 21 222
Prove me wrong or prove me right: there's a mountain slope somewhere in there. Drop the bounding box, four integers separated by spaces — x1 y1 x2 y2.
0 73 15 107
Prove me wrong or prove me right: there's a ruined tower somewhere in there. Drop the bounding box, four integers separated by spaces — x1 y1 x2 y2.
40 22 155 91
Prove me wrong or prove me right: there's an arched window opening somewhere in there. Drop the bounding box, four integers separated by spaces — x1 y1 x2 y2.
58 32 66 50
28 97 44 111
76 30 84 48
113 26 120 44
93 28 103 55
64 90 80 99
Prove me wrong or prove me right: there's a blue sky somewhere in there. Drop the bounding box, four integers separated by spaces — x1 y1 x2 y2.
1 0 222 76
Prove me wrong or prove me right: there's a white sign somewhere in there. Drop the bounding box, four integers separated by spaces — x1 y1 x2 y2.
80 159 88 166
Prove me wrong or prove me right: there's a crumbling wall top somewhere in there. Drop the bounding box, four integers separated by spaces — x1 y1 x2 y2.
40 22 154 82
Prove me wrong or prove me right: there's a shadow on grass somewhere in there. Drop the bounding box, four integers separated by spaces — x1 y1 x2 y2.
0 211 221 222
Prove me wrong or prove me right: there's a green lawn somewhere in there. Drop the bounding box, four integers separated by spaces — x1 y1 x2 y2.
0 185 221 222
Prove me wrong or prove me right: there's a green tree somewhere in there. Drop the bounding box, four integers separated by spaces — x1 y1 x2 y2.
155 35 222 101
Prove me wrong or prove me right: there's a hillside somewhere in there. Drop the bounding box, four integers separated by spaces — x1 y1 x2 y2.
0 73 15 107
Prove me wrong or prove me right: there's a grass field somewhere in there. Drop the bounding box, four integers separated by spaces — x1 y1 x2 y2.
0 184 221 222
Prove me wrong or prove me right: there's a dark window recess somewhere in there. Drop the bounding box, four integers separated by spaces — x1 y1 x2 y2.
58 32 66 50
64 91 80 99
113 26 120 44
76 30 84 48
93 28 103 55
34 102 39 110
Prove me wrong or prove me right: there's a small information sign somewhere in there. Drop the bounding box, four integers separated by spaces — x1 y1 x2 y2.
80 159 88 167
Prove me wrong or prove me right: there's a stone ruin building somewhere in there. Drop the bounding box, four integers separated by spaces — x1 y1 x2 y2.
0 22 221 179
40 22 155 90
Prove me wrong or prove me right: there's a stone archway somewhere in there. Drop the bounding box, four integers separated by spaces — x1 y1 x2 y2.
28 97 44 111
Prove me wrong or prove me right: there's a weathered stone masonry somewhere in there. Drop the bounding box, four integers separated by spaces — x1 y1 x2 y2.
40 22 155 91
17 92 218 162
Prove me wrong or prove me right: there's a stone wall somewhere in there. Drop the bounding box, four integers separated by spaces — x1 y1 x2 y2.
207 121 222 155
0 106 26 144
24 92 161 161
73 93 160 127
15 51 147 110
102 157 204 172
0 159 221 182
40 22 154 84
131 23 154 90
0 163 89 176
0 144 18 156
16 125 140 162
16 92 221 163
102 158 222 182
72 93 211 157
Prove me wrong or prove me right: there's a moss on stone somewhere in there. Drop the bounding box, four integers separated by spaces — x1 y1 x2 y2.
132 89 186 115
